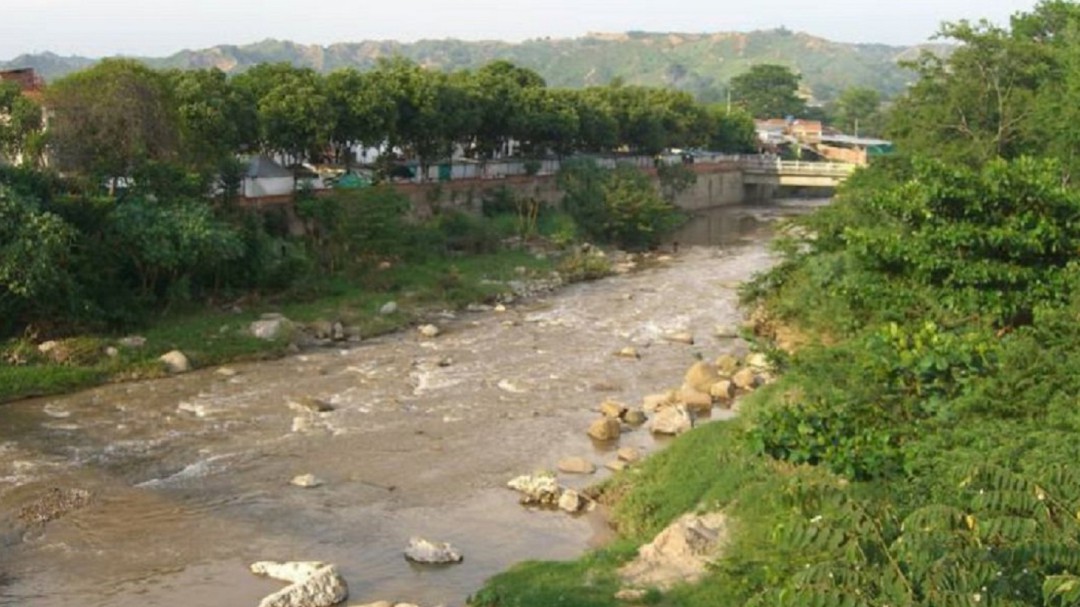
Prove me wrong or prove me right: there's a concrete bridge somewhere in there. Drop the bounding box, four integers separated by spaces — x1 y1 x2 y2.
741 158 857 188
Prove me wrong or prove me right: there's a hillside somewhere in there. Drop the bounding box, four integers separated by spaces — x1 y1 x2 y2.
1 29 945 102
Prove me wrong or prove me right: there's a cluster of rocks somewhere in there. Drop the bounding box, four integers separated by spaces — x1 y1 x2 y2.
251 313 362 349
585 349 771 444
507 472 592 514
585 398 648 442
251 541 460 607
634 352 773 437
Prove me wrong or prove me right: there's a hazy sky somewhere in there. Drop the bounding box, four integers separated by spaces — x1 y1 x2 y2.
2 0 1041 61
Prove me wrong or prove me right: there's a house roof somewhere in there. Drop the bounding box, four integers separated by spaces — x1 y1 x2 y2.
819 135 892 147
245 155 293 179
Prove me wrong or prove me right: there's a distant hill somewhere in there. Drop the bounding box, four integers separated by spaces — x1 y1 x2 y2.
1 30 949 102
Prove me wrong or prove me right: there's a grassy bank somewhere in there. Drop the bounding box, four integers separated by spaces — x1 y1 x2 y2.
0 250 566 404
469 157 1080 607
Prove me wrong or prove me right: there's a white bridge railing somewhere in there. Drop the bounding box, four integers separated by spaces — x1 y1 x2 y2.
740 158 857 177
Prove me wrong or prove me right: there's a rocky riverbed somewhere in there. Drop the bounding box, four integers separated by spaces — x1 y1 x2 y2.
0 200 823 607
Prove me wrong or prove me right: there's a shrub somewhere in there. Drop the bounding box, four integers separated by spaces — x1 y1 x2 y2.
557 160 680 250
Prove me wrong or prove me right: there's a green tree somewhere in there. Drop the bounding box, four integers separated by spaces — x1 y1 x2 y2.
730 64 806 118
256 67 333 164
469 60 547 158
0 82 44 167
569 88 619 153
167 68 256 172
706 105 757 152
0 185 76 331
47 59 179 191
108 196 243 302
558 160 680 249
511 87 579 157
886 17 1051 165
325 68 395 168
830 86 883 136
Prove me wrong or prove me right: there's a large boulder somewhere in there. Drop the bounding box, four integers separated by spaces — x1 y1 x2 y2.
587 417 621 441
732 368 759 391
715 354 740 376
250 561 348 607
677 385 713 415
642 391 677 413
404 537 463 564
684 362 721 394
710 380 736 403
159 350 191 374
250 317 293 341
650 405 692 436
618 512 729 590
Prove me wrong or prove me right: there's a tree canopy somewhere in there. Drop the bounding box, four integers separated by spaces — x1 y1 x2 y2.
730 63 806 119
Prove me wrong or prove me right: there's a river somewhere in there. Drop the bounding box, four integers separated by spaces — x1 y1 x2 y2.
0 199 825 607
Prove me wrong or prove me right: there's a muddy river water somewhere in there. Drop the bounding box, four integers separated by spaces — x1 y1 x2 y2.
0 199 825 607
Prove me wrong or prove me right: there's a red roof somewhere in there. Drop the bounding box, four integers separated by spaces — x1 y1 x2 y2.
0 68 44 97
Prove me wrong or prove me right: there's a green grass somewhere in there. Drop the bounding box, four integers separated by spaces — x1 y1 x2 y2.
0 250 556 404
469 540 645 607
468 420 787 607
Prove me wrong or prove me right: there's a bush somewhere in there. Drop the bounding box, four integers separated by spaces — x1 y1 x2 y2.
557 160 680 250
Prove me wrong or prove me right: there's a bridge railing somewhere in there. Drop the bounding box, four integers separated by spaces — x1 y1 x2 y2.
740 158 857 177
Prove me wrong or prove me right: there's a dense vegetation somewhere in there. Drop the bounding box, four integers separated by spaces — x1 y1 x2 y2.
1 29 932 104
2 54 740 400
472 2 1080 606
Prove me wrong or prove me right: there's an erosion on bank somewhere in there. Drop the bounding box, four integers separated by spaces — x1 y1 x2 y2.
470 156 1080 607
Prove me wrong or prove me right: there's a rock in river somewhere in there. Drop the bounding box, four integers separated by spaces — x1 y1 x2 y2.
507 472 561 505
558 489 585 513
404 537 463 564
557 457 596 475
599 399 628 419
684 361 721 394
250 561 348 607
650 405 692 436
288 397 335 413
290 474 324 488
587 417 621 441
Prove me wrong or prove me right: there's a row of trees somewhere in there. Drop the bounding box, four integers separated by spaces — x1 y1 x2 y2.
33 57 758 190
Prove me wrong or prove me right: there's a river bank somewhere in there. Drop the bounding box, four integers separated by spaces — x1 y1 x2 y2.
0 201 820 607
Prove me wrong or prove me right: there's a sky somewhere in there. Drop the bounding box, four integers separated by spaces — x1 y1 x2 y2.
1 0 1041 61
